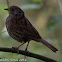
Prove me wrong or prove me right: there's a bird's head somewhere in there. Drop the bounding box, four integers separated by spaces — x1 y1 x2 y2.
4 6 24 16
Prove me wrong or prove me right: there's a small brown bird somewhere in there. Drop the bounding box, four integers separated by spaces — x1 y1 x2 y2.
5 6 58 53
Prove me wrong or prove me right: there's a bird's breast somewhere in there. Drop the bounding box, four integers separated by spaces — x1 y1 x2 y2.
6 16 16 32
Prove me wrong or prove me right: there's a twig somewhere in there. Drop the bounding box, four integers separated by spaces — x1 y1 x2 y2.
0 47 57 62
6 0 10 8
57 0 62 15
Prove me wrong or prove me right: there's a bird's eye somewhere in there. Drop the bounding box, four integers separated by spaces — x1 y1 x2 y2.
11 9 14 11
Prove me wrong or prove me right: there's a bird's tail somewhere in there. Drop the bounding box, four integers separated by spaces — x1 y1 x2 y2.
36 39 58 53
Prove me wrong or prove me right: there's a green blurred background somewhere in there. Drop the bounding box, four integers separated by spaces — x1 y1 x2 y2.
0 0 62 62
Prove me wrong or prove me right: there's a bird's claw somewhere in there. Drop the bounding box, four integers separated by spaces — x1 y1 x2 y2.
25 50 29 53
12 47 19 54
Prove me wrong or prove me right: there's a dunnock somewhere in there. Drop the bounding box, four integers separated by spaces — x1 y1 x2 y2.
4 6 58 53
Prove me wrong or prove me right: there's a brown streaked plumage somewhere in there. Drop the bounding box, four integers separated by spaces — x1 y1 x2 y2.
5 6 58 52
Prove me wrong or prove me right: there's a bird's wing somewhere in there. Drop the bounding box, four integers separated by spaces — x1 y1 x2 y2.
14 17 41 40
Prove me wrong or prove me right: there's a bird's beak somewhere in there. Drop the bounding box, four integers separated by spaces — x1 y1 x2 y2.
4 8 8 10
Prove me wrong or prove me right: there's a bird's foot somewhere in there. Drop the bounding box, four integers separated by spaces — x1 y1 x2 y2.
25 49 29 53
12 47 19 54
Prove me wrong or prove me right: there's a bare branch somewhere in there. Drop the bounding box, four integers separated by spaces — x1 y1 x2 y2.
0 47 57 62
57 0 62 15
6 0 10 8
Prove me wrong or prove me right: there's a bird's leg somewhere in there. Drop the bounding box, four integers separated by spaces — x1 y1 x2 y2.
17 42 25 49
24 42 29 61
25 41 29 52
12 42 25 53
